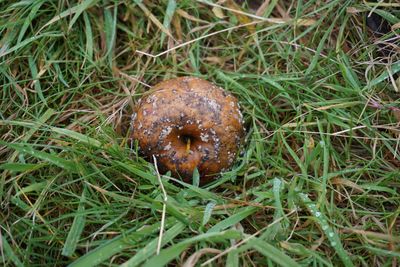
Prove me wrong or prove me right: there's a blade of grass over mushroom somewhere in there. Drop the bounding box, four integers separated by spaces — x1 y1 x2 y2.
142 230 241 267
202 201 216 226
192 167 200 187
115 161 181 192
298 193 354 267
121 222 186 267
62 189 87 257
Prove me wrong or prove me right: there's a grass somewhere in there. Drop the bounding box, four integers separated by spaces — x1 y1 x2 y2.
0 0 399 266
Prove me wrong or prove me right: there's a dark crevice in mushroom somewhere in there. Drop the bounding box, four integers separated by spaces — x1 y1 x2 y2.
180 134 194 144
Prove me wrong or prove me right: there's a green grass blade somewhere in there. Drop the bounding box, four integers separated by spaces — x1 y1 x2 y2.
121 222 186 267
28 56 46 106
251 238 300 267
142 230 241 267
62 189 87 257
83 12 93 61
104 5 117 67
208 206 258 233
0 141 76 172
160 0 176 46
50 127 102 148
68 220 173 267
0 33 63 58
202 201 216 226
68 0 97 31
0 163 43 172
17 1 44 43
298 193 354 267
1 234 23 267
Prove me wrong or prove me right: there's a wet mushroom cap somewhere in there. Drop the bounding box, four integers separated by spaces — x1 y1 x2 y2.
131 77 245 184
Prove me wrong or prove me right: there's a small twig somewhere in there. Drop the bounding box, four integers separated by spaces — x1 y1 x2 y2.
136 20 262 58
116 69 151 88
201 209 297 266
153 155 167 255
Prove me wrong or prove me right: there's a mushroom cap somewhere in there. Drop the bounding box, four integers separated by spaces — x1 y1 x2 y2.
131 77 245 184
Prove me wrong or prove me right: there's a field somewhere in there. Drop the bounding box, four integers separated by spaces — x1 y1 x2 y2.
1 0 399 266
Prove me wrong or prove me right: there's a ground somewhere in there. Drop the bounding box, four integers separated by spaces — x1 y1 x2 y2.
0 0 399 266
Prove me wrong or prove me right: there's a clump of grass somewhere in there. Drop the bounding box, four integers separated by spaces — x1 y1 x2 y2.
1 0 399 266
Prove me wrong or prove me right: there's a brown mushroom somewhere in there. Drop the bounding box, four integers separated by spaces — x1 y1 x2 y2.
131 77 245 184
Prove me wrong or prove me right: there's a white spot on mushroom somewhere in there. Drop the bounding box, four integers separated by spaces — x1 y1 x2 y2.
164 142 172 151
200 133 209 142
160 126 172 139
206 98 221 111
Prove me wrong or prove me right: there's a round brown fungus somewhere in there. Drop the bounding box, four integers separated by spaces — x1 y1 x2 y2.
131 77 245 184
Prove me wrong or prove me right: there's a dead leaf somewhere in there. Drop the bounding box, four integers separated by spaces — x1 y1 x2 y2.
212 6 225 18
226 0 255 33
331 177 365 193
255 0 271 17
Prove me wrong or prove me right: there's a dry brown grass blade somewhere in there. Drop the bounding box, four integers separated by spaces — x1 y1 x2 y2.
176 9 209 24
182 248 221 267
198 0 316 26
341 228 400 243
226 0 256 33
136 2 175 40
255 0 271 17
330 178 365 193
172 13 183 42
